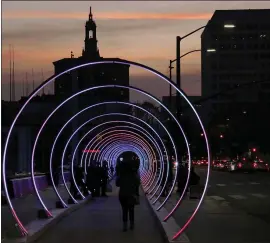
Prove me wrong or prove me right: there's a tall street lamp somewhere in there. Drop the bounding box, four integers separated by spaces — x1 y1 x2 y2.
169 48 216 109
175 23 235 120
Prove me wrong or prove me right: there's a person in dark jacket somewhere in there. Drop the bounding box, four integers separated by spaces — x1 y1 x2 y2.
100 160 109 197
87 161 98 197
117 155 140 232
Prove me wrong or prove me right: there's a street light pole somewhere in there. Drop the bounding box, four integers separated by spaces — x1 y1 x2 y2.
169 60 174 110
176 36 181 119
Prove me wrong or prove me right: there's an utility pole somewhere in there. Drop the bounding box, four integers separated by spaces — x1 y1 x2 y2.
22 78 25 97
25 73 29 96
169 60 174 111
41 69 45 95
32 68 35 92
12 45 15 101
176 36 181 120
9 44 12 101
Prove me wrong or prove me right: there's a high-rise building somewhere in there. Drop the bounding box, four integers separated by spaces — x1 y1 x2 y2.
201 9 270 122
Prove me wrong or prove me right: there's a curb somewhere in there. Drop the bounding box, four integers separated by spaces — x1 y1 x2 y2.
145 194 190 243
2 196 92 243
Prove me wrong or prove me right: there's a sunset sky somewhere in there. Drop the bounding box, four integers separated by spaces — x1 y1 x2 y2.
2 1 270 101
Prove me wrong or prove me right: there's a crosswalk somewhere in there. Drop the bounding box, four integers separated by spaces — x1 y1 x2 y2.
208 193 269 201
208 181 270 187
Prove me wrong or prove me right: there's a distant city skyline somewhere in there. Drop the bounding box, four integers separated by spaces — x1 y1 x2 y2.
2 1 270 102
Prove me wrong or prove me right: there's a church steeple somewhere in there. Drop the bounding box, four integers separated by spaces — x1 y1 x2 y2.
83 6 100 59
89 6 93 20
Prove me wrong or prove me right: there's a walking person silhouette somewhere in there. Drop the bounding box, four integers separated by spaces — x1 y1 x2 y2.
116 152 140 232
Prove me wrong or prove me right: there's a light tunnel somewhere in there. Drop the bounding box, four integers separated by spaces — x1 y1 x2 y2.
82 128 163 189
2 59 211 240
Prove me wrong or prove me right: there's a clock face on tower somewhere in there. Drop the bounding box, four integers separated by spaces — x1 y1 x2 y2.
89 30 93 38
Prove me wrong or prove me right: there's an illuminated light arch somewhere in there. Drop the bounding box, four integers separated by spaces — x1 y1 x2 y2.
49 102 177 208
63 115 173 205
2 59 210 240
102 144 147 180
89 133 160 190
31 85 188 217
87 126 159 182
100 144 146 181
92 131 164 195
48 100 176 206
88 129 164 192
82 126 165 189
83 134 155 189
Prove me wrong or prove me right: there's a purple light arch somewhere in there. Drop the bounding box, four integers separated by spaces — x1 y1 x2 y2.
2 59 210 240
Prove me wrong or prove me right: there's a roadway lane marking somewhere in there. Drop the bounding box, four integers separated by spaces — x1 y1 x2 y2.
249 182 260 185
228 194 247 200
209 195 225 201
234 183 244 186
216 184 226 187
250 193 268 199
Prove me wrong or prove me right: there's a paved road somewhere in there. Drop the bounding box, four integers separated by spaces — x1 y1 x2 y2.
164 166 270 243
199 166 270 224
34 185 164 243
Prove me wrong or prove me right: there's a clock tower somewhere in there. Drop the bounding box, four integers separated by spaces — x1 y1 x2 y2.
83 7 100 59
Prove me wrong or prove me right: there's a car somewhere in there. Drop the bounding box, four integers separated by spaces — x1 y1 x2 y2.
253 159 270 172
212 159 228 171
227 159 255 173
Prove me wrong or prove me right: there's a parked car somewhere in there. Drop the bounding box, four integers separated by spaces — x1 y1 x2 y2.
212 159 229 171
227 158 255 173
253 159 269 172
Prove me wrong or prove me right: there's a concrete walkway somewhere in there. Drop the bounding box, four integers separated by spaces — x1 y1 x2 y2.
2 184 70 239
35 184 165 243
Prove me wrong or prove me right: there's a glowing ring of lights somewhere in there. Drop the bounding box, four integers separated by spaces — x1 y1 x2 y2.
82 126 164 190
99 144 146 181
2 59 210 240
98 141 154 188
93 132 162 193
93 135 154 185
87 130 162 190
62 115 172 204
103 144 146 180
87 128 162 191
32 85 185 219
77 133 157 196
49 101 175 207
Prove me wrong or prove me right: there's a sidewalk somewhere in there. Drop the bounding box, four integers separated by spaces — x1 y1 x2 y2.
33 184 165 243
1 184 70 239
164 193 270 243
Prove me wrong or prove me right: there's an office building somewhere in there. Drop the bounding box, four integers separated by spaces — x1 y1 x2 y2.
201 9 270 123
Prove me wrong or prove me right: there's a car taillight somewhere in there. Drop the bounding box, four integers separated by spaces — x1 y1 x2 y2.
253 163 258 168
237 163 242 168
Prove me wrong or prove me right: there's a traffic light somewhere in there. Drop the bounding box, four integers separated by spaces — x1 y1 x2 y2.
252 148 256 152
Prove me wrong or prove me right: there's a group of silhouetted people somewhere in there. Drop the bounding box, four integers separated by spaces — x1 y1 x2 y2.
116 153 140 232
69 160 111 200
86 160 109 197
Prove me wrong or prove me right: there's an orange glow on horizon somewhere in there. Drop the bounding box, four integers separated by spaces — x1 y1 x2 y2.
3 11 212 21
